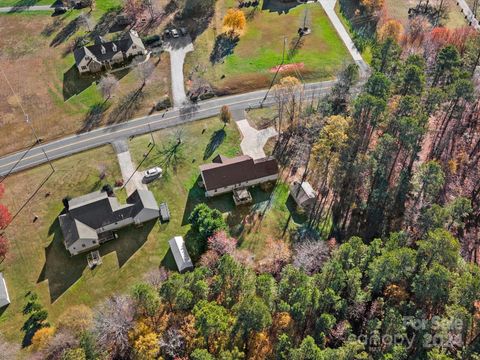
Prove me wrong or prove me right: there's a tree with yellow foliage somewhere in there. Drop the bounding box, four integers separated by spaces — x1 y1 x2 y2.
378 19 404 43
133 332 159 360
360 0 384 13
130 321 160 360
31 327 55 350
273 76 303 130
57 305 93 335
223 8 246 35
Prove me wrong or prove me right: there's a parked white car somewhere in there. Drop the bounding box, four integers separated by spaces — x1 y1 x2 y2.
144 167 163 181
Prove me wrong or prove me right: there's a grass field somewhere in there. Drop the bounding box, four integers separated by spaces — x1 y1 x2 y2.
0 114 307 349
0 118 241 346
0 0 52 6
384 0 467 28
0 6 170 156
184 0 351 95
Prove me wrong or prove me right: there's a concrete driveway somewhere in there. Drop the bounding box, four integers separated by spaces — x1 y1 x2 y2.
319 0 369 76
164 36 194 108
235 118 277 159
113 139 147 196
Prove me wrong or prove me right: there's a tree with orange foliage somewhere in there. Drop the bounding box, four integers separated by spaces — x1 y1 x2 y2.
248 332 272 360
360 0 384 13
223 8 246 35
31 327 55 350
378 19 404 43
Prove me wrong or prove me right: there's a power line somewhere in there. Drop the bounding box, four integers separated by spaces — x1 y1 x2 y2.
0 69 55 178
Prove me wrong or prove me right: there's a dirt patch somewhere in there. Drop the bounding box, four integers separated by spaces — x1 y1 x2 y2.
270 62 305 73
213 72 271 95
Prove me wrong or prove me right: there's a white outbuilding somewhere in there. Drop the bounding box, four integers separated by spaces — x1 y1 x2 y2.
290 181 317 210
0 272 11 308
168 236 194 273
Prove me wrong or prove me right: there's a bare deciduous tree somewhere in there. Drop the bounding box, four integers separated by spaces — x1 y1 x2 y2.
143 267 169 290
136 61 155 88
292 240 330 275
0 336 20 360
93 295 135 358
98 75 119 101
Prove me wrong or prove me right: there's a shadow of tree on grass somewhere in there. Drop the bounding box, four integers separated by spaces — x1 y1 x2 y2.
78 102 109 133
203 128 226 160
209 33 239 64
107 88 145 125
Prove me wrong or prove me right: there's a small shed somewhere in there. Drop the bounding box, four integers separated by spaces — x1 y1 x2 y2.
159 203 171 222
290 181 317 210
0 272 11 308
168 236 193 273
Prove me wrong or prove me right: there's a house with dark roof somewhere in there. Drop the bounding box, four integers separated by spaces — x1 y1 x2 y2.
73 30 147 74
199 155 278 197
59 189 159 256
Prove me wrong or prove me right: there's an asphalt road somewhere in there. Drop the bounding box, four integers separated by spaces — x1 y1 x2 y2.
0 81 335 177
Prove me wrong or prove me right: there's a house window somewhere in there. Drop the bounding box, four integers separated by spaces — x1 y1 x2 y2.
132 45 137 49
81 66 87 70
82 244 86 248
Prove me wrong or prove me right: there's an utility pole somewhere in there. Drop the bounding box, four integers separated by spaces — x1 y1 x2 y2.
260 36 287 107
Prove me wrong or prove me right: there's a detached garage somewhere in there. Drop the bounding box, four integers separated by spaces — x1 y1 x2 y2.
0 272 11 308
169 236 194 273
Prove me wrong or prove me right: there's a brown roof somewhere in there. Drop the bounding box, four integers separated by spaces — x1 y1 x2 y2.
200 155 278 191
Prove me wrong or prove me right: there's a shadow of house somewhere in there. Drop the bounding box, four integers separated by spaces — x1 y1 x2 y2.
262 0 301 14
203 129 226 160
210 33 239 64
63 65 99 100
37 222 87 303
98 220 155 267
37 219 156 303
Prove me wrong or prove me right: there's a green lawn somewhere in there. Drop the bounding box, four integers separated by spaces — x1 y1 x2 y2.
0 146 123 344
0 116 308 351
0 0 52 6
185 0 351 94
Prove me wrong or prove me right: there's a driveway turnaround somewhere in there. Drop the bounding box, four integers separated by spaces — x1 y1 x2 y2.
236 119 277 159
319 0 370 76
112 139 147 196
165 37 194 107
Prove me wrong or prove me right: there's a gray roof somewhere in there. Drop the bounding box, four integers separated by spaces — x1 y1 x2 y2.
0 273 10 308
59 189 159 248
74 30 145 65
290 181 317 206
